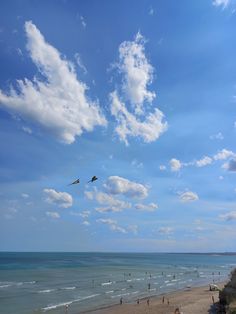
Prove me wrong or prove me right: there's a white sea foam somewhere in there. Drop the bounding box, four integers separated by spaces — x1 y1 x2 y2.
0 281 26 288
61 286 76 290
80 294 100 301
43 301 73 311
105 290 114 294
101 282 112 286
111 292 130 298
42 294 100 311
0 284 11 288
38 289 56 294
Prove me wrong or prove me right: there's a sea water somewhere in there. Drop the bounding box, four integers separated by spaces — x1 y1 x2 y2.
0 252 235 314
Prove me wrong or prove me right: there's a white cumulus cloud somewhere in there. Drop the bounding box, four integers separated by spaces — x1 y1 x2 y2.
110 92 167 145
195 156 213 167
104 176 148 199
110 33 167 145
170 158 182 172
179 191 199 202
0 21 107 144
117 32 155 114
44 189 73 208
85 190 131 212
214 149 235 161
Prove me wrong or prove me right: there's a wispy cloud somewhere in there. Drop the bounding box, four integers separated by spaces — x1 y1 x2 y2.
149 7 154 15
0 21 106 144
158 227 173 235
209 132 224 140
222 159 236 171
22 126 32 134
135 202 158 212
46 211 60 219
80 16 86 28
131 159 143 168
219 211 236 221
74 53 87 74
96 218 127 234
82 220 90 226
212 0 230 9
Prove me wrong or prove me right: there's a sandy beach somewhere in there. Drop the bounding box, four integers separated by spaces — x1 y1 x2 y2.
87 283 225 314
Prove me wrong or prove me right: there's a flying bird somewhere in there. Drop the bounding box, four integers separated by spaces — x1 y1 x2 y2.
88 176 98 183
69 178 80 185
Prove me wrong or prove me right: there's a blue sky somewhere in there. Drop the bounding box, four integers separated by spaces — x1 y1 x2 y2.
1 0 236 252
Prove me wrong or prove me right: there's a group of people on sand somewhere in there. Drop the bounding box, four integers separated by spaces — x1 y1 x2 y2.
119 295 183 313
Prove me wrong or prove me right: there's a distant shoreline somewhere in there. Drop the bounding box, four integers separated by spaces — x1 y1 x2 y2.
1 251 236 255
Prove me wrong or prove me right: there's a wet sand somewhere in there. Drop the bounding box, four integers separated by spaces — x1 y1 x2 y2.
86 283 225 314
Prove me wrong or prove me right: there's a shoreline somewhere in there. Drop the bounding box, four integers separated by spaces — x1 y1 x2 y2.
81 281 227 314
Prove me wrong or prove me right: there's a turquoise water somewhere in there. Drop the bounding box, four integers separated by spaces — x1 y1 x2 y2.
0 252 235 314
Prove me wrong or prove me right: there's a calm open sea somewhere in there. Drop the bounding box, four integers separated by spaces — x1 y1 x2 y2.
0 252 235 314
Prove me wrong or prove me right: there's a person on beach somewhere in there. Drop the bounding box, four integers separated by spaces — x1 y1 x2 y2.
120 297 123 305
174 307 180 314
65 304 69 313
212 295 215 304
162 296 165 304
147 298 150 306
167 298 170 305
137 298 140 304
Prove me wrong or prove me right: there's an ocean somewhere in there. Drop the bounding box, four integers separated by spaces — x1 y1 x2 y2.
0 252 235 314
